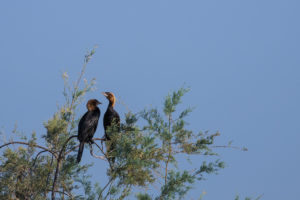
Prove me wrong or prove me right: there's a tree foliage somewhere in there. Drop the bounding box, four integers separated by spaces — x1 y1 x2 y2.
0 49 246 200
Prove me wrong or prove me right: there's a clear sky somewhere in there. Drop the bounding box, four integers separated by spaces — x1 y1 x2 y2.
0 1 300 199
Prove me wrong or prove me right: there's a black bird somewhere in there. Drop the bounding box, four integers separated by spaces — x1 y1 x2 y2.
102 92 120 163
77 99 101 163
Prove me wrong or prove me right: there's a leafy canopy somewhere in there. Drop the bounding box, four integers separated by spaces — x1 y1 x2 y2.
0 48 248 200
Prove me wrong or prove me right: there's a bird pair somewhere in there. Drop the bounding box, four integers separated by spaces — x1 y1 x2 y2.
77 92 120 163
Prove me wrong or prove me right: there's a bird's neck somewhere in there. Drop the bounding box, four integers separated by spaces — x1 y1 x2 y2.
108 100 115 108
107 103 115 112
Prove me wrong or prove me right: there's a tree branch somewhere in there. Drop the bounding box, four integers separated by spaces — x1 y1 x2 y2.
47 189 73 198
211 145 248 151
65 144 79 156
98 178 114 200
92 139 114 171
89 143 106 160
0 141 58 159
51 135 77 200
45 154 54 197
32 150 48 167
103 180 114 200
164 114 172 185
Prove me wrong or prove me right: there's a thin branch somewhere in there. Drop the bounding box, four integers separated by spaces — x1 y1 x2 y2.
70 60 87 110
103 180 114 200
47 189 73 198
69 47 96 112
65 144 79 156
211 145 248 151
164 114 172 185
93 138 106 141
93 139 114 171
27 149 49 198
45 154 54 197
98 178 114 200
32 150 48 167
51 135 77 200
0 141 58 159
61 181 74 199
64 138 105 157
89 144 106 160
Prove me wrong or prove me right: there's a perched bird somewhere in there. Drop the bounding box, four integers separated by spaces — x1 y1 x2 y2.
77 99 101 163
102 92 120 163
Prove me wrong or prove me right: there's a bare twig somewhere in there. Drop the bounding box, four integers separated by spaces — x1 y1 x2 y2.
63 137 106 159
93 138 106 142
89 144 106 160
92 139 114 171
69 47 97 112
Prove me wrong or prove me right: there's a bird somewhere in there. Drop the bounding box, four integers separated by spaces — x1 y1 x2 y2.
77 99 101 163
102 92 120 163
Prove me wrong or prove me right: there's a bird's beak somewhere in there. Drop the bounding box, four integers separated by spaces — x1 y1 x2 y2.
102 92 108 97
97 101 102 105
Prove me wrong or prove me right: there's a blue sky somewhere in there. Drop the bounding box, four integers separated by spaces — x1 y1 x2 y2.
1 1 300 199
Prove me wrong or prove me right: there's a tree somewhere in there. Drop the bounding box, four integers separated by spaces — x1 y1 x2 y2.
0 48 247 200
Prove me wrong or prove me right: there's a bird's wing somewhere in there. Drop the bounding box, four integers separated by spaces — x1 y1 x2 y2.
78 111 100 141
104 110 120 129
78 112 88 140
113 111 121 129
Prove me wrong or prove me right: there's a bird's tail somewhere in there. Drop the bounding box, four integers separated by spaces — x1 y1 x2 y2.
77 142 84 163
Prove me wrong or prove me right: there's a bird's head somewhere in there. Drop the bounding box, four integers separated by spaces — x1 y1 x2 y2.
86 99 101 111
102 92 116 107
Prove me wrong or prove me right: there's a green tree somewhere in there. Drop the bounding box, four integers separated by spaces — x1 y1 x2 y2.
0 48 246 200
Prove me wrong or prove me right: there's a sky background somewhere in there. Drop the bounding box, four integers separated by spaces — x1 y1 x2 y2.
0 1 300 199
